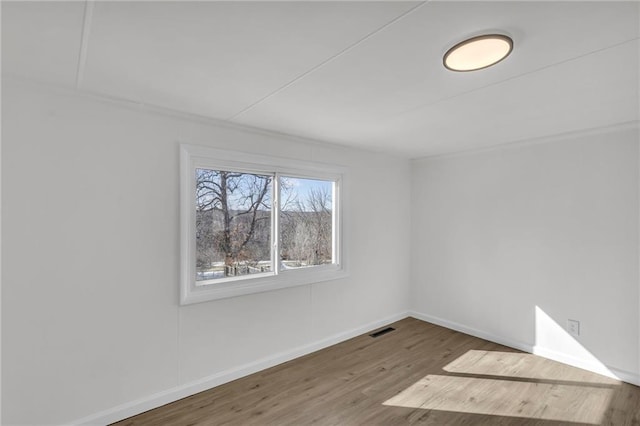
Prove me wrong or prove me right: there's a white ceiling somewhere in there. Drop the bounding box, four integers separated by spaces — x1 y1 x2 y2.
3 1 639 158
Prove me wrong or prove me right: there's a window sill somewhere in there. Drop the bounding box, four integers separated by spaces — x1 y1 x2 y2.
180 265 349 305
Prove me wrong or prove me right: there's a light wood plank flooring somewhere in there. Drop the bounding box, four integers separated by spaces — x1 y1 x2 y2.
113 317 640 425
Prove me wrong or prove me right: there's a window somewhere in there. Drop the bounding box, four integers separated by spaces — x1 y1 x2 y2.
181 144 346 304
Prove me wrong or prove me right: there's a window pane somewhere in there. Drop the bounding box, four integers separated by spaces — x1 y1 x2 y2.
195 169 272 281
280 177 334 269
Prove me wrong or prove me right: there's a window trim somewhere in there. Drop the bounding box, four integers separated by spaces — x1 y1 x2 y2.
180 143 347 305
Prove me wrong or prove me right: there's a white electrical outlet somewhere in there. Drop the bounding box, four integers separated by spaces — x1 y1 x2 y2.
568 319 580 336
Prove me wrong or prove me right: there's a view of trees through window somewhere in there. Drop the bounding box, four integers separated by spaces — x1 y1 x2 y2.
196 168 334 281
280 177 333 270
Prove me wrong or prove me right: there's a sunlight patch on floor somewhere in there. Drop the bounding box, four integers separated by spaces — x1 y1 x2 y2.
383 374 613 424
443 350 620 385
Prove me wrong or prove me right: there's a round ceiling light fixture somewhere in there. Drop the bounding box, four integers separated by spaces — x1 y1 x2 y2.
443 34 513 72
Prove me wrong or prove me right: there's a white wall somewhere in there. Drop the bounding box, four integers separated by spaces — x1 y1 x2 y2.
410 125 640 382
1 80 411 425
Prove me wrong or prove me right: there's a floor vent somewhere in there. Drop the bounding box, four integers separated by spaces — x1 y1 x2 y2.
369 327 395 338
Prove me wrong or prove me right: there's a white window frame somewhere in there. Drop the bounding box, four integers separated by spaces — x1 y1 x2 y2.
180 144 347 305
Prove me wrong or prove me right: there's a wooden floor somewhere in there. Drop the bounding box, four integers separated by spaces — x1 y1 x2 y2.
114 318 640 425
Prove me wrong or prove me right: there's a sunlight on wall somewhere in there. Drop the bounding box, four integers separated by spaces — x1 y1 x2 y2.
383 374 613 424
534 306 620 379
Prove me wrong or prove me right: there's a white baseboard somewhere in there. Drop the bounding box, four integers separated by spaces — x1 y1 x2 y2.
72 311 410 425
532 345 640 386
408 310 640 386
408 310 534 353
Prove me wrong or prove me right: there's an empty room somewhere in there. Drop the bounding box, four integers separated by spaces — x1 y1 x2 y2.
2 1 639 425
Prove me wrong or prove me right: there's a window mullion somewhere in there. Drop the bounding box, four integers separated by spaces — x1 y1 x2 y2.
273 173 280 275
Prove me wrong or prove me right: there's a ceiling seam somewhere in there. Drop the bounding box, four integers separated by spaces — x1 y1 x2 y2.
393 36 640 120
75 0 94 89
226 1 429 121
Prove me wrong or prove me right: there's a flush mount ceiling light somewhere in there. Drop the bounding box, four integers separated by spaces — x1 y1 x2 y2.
443 34 513 72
